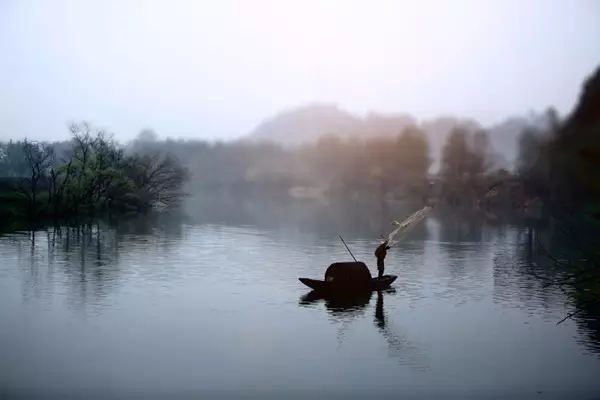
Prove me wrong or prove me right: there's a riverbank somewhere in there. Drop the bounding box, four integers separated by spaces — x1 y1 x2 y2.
0 189 130 227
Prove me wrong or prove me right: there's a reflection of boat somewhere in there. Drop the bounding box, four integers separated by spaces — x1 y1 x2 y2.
298 261 397 294
300 290 373 318
298 288 430 372
299 288 396 323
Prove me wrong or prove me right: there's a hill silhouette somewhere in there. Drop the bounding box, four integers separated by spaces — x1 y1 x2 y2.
247 104 553 171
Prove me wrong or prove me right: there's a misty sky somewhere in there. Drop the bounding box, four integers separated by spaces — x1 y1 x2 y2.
1 0 599 142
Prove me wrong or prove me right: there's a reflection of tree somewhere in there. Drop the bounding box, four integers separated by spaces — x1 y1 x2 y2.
47 225 121 313
111 213 184 239
5 217 180 315
573 300 600 355
430 211 491 304
435 209 485 244
187 193 430 241
20 230 46 303
492 226 588 320
2 226 117 311
513 225 600 355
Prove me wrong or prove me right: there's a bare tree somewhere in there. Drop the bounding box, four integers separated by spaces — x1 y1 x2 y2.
124 151 189 210
48 153 74 218
17 140 54 216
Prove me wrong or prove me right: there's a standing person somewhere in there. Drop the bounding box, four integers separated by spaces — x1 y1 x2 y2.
374 238 391 278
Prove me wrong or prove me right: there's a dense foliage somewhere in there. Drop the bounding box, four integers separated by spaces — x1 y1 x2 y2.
515 67 600 215
513 66 600 322
0 123 189 222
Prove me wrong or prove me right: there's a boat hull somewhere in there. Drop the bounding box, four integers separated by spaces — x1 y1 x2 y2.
299 275 397 293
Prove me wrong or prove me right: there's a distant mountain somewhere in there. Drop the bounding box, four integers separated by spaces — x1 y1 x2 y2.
248 103 363 145
361 112 418 138
246 103 552 171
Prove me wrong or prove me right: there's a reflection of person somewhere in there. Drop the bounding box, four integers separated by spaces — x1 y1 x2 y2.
374 239 391 278
375 290 385 330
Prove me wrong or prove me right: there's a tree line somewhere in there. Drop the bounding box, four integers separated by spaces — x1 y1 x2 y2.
3 66 599 225
0 113 537 224
87 123 510 204
515 74 600 217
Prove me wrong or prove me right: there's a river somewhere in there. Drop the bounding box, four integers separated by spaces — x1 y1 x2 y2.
1 205 600 399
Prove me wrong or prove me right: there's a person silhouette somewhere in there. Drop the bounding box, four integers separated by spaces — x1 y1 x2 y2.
374 239 391 279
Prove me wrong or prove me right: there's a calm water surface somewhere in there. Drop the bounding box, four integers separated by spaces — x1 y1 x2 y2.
1 214 600 399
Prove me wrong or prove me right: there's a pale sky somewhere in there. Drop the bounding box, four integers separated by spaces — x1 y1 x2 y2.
1 0 599 142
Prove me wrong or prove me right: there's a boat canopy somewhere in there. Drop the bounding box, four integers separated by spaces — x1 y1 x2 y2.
324 261 372 285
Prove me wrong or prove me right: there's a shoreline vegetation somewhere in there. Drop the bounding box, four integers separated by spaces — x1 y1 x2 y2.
1 67 598 227
0 122 189 228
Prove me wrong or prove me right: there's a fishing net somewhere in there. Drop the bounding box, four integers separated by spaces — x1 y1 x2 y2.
386 205 432 247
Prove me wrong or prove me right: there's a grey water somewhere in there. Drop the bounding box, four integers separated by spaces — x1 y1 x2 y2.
1 207 600 399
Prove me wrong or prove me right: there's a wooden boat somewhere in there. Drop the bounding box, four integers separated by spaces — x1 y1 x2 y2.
298 261 397 294
299 275 397 293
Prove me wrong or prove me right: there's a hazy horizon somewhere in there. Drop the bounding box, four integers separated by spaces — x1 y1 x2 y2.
1 0 599 142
